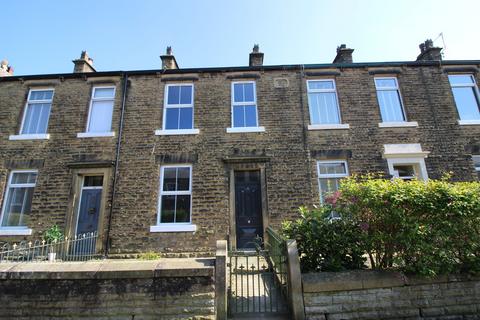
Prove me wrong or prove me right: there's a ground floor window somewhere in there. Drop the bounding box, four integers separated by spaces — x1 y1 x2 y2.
473 155 480 179
158 165 192 224
0 170 37 227
317 160 348 203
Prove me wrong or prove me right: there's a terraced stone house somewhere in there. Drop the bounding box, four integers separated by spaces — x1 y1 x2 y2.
0 40 479 256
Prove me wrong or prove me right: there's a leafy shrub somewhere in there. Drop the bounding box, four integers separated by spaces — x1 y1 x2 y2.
284 175 480 276
282 206 366 272
43 225 63 243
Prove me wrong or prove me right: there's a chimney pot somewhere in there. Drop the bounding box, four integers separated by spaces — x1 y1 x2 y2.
249 44 264 67
160 46 179 69
0 59 13 77
416 39 442 61
72 51 96 73
333 44 354 64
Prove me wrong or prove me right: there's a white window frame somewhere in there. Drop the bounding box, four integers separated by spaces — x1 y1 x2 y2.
0 169 37 235
472 155 480 173
155 83 199 135
9 88 54 140
375 77 418 127
383 144 429 181
316 160 349 204
77 86 116 138
151 164 196 233
307 79 349 130
448 74 480 125
227 81 265 133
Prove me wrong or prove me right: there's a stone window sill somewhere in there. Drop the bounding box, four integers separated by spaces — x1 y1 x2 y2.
458 120 480 126
150 224 197 233
155 129 200 136
226 127 265 133
0 228 33 236
77 132 115 138
9 134 50 140
378 121 418 128
308 124 350 130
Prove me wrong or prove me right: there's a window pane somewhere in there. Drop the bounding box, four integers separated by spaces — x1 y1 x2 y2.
473 156 480 169
11 172 37 184
319 163 346 175
175 195 191 222
167 86 180 104
88 100 113 132
394 165 415 178
452 87 480 120
449 75 474 86
308 92 339 124
177 167 190 191
375 79 397 88
320 178 340 202
233 105 245 127
180 86 192 104
243 83 255 102
377 90 405 122
308 81 334 90
160 195 175 223
178 107 193 129
163 168 177 191
165 108 180 129
93 88 115 99
1 187 33 227
244 105 257 127
30 90 53 101
22 103 51 134
84 176 103 187
233 84 244 102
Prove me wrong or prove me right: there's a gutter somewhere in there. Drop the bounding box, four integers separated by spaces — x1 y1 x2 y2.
104 72 128 257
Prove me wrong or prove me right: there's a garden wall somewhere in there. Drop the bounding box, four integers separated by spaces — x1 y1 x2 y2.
0 259 215 319
303 270 480 320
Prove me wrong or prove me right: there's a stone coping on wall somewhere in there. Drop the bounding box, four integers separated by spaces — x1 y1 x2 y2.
302 269 480 293
0 258 214 280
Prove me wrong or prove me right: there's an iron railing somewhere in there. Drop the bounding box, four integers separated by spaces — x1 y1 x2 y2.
0 231 98 263
265 226 289 302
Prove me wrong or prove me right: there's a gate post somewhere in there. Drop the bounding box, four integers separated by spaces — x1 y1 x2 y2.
286 239 305 320
215 240 228 320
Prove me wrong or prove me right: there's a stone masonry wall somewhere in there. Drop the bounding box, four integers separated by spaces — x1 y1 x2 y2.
0 259 215 319
303 270 480 320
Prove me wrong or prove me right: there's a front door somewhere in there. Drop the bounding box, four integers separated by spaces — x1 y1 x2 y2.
235 170 263 249
76 176 103 235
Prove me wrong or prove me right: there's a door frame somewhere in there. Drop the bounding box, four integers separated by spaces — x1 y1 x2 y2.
228 162 268 251
65 166 112 253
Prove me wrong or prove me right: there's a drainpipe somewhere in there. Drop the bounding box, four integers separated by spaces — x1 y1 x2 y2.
104 72 128 257
298 64 313 202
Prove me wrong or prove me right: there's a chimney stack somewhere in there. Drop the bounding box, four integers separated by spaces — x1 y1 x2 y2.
249 44 264 67
160 46 179 70
333 44 354 63
72 51 96 73
416 39 443 61
0 59 13 77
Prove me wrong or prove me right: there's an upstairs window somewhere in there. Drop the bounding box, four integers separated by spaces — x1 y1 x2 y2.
163 84 194 130
307 80 341 125
1 171 37 228
448 75 480 121
158 165 192 224
86 87 115 133
375 77 406 122
21 89 54 134
231 81 259 128
317 161 348 203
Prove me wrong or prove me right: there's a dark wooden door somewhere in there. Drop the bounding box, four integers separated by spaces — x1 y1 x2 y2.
235 170 263 249
77 189 101 235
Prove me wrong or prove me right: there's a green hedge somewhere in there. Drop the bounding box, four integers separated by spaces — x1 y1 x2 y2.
282 175 480 276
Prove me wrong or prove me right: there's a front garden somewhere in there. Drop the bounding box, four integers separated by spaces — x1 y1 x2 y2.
282 174 480 276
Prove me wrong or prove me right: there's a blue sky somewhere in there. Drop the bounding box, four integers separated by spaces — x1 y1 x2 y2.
2 0 479 75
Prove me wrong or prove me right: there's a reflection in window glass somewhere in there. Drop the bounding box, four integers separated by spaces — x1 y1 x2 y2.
317 161 348 203
232 82 259 128
158 166 192 224
1 171 38 227
448 75 480 121
164 84 194 130
307 80 341 125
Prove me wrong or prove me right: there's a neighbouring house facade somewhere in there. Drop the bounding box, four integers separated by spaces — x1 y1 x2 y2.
1 41 480 256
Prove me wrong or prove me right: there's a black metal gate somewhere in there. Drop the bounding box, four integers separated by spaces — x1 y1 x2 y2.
227 229 290 317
